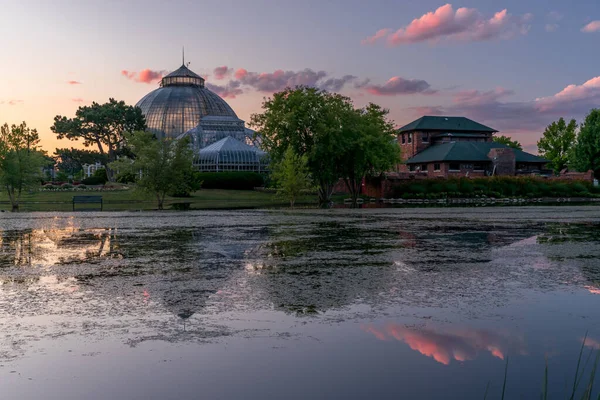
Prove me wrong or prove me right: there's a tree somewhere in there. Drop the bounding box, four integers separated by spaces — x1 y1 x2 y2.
536 118 577 174
0 122 45 211
572 109 600 179
492 135 522 150
251 87 353 206
271 147 311 208
109 132 195 210
336 103 401 207
54 147 108 174
51 98 146 180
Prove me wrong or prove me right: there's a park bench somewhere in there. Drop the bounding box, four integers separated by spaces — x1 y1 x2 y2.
72 195 103 211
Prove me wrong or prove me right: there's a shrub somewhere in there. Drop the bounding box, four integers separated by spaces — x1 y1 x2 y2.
61 183 74 189
116 172 137 184
197 172 265 190
82 176 106 185
82 168 108 185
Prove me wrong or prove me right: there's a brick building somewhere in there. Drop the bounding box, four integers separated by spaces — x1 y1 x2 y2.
398 116 548 178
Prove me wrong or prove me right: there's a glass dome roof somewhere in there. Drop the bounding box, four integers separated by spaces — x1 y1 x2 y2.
135 64 238 139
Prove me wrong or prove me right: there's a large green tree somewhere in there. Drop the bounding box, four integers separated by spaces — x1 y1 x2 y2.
536 118 577 174
492 135 522 150
109 132 195 210
0 122 45 211
335 103 401 207
572 109 600 179
271 146 311 208
251 87 347 206
51 98 146 180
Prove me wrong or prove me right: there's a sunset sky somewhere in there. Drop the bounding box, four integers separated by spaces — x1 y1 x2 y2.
1 0 599 153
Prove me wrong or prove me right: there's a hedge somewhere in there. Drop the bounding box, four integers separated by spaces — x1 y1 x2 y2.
389 177 600 199
197 172 265 190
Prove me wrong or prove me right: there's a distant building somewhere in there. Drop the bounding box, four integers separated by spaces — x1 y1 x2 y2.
398 116 548 177
82 162 104 178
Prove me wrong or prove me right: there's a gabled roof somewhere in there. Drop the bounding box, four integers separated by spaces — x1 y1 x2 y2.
405 142 548 164
398 116 497 133
199 136 265 155
164 64 203 80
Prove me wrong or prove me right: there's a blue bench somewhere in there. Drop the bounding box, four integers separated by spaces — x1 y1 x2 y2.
72 195 103 211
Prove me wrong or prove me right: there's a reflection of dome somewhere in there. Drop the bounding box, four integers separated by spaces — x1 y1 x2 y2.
136 64 238 139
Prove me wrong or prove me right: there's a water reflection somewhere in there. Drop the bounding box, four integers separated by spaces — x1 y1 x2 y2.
0 210 599 399
363 324 526 365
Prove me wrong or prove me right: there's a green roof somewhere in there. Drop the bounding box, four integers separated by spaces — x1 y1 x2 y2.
406 142 548 164
398 116 497 133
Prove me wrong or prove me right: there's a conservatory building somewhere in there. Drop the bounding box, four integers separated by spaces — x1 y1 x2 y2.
135 62 266 172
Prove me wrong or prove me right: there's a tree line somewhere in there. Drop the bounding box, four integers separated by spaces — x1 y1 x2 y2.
2 91 598 212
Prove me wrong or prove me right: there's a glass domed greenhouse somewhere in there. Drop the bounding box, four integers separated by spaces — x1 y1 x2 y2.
135 62 266 172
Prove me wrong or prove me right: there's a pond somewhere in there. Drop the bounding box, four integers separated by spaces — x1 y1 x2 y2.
1 207 600 399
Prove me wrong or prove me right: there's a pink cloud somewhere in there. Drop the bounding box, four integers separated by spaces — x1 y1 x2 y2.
67 80 82 85
121 69 167 84
0 99 23 106
206 81 243 99
534 76 600 112
361 28 391 45
408 75 600 134
365 76 435 96
453 87 514 106
235 68 328 92
234 68 248 80
364 4 532 46
582 21 600 33
213 66 232 80
72 98 85 103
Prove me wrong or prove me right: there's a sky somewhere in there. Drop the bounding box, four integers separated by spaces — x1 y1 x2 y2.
0 0 599 154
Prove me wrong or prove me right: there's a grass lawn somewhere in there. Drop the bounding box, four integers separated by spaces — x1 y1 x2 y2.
0 188 320 212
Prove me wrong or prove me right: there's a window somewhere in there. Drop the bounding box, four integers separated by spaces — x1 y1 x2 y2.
434 163 441 171
408 133 412 144
401 134 406 144
473 163 486 171
463 164 473 169
421 164 428 172
449 163 461 171
409 164 416 172
422 133 429 143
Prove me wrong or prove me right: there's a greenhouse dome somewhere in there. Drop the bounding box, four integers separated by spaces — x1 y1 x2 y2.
135 64 239 139
196 136 268 172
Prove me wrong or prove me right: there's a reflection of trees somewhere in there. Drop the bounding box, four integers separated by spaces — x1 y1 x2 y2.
242 221 402 315
536 223 600 289
363 324 526 365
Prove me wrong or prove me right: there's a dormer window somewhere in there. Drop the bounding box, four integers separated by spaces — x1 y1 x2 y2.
422 133 429 143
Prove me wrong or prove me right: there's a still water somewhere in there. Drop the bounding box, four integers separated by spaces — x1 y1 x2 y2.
1 207 600 399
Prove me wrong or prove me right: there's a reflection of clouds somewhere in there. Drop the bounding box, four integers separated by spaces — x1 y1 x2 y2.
585 286 600 295
583 337 600 350
364 324 526 365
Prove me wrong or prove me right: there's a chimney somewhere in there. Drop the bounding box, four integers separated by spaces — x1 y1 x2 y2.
488 148 516 176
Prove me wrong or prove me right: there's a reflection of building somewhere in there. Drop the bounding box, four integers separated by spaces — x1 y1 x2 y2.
398 116 548 177
135 62 266 172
